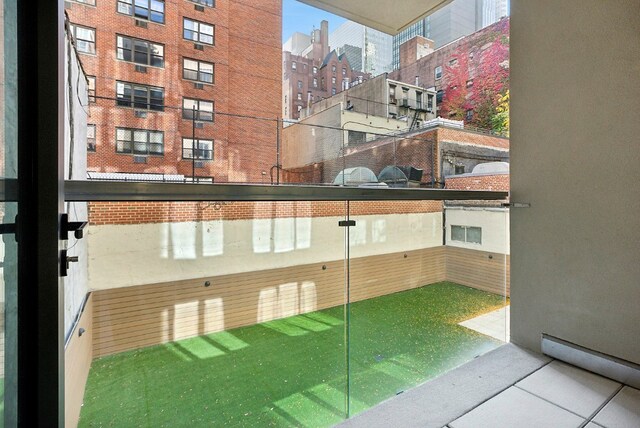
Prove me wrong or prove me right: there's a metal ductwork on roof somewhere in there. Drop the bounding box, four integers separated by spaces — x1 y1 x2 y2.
297 0 454 35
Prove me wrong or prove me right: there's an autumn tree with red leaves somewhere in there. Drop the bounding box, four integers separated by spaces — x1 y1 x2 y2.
439 19 510 133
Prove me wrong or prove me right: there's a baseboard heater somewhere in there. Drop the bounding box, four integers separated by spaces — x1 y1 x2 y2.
542 334 640 389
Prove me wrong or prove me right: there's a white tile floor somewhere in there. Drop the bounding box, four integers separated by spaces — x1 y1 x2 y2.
448 360 640 428
458 306 510 342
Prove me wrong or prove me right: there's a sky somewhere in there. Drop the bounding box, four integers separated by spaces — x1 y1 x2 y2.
282 0 346 43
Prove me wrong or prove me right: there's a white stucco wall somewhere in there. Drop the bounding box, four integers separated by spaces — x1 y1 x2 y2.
445 207 509 254
87 212 443 290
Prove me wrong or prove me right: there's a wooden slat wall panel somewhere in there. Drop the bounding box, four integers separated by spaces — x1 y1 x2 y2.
445 246 510 296
92 247 446 357
65 294 94 428
92 246 510 358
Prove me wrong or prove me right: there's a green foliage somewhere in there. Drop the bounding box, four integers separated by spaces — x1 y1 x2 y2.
492 90 510 136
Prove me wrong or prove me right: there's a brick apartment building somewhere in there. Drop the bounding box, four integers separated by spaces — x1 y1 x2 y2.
283 20 370 121
65 0 282 183
390 17 509 131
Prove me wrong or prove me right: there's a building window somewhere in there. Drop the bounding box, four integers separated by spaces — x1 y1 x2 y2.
449 58 458 66
416 91 423 109
389 84 396 103
116 35 164 67
87 76 96 103
297 93 302 100
183 18 215 45
313 66 317 74
348 130 366 145
435 65 442 80
182 138 213 160
455 165 465 174
466 79 474 88
117 0 165 24
436 89 444 103
69 24 96 54
292 61 297 71
332 88 336 95
116 128 164 156
298 80 303 89
183 58 214 83
313 78 318 88
87 124 96 152
116 81 164 111
188 0 214 6
427 94 434 111
451 225 482 244
297 105 302 112
331 76 336 84
332 65 336 74
342 67 347 76
182 98 214 122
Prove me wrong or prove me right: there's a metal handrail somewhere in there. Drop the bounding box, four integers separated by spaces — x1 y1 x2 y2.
64 180 508 202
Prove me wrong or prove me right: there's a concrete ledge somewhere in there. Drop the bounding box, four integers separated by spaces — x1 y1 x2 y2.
337 344 551 428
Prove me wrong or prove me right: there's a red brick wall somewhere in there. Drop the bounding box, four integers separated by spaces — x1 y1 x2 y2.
88 200 443 225
281 127 509 185
437 128 509 150
444 173 509 192
65 0 281 183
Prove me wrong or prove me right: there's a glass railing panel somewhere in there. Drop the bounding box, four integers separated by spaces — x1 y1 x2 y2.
2 0 19 423
346 200 509 417
70 201 349 427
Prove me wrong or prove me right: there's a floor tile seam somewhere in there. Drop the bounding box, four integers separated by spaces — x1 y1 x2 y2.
583 383 626 427
444 357 555 426
512 384 589 420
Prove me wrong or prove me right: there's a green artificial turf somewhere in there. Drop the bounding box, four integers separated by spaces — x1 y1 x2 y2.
79 282 506 427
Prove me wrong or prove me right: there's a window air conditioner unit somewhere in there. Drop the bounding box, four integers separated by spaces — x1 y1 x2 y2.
135 19 148 28
194 43 204 51
133 156 147 164
135 65 147 73
195 5 205 12
134 110 147 118
194 82 204 90
195 122 204 129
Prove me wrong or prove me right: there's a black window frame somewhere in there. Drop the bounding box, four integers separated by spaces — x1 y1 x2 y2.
117 0 165 24
69 23 96 55
115 81 164 111
183 57 214 84
182 138 214 160
182 98 214 122
183 18 215 45
115 127 165 156
116 34 165 67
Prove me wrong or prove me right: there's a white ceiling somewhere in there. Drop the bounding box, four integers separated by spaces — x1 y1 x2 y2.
297 0 454 35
